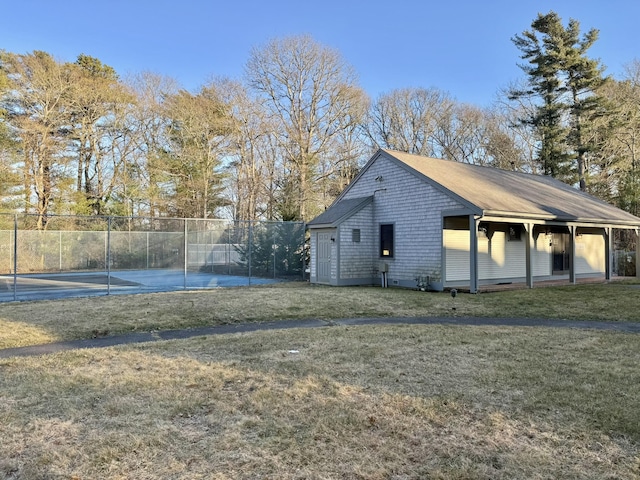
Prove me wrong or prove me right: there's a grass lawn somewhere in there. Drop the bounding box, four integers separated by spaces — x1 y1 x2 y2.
1 282 639 478
1 324 639 479
0 281 639 349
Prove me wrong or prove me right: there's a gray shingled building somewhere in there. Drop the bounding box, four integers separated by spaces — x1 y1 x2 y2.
307 149 640 292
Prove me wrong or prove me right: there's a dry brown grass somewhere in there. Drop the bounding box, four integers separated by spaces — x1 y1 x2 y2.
1 281 639 350
1 324 639 479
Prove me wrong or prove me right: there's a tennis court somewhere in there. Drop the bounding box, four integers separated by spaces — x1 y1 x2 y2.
0 269 280 302
0 214 306 303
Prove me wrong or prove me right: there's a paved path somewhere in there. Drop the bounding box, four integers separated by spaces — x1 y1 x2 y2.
1 316 639 359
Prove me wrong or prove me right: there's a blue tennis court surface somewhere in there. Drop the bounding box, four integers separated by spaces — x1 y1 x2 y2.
0 270 280 302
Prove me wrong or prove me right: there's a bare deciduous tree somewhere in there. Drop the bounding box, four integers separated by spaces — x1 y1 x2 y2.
590 62 640 213
213 78 275 221
124 72 179 217
246 35 367 221
365 87 452 157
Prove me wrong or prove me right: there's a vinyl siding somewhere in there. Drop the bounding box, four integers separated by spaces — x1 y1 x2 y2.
443 228 469 281
575 232 605 274
533 234 552 277
444 227 553 282
478 229 525 279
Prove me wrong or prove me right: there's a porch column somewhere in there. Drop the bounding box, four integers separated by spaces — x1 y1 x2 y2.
469 215 479 294
636 228 640 280
569 225 576 284
605 227 612 281
525 223 534 288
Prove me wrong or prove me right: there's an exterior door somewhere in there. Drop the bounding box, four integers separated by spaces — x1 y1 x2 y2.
552 233 570 274
316 231 332 283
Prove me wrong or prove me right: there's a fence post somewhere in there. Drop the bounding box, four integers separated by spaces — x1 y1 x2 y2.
59 230 62 272
227 227 231 275
210 227 214 273
184 219 188 290
107 216 112 295
13 214 17 301
248 220 252 286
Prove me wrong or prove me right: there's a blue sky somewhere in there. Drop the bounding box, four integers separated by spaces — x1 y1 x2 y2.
2 0 638 106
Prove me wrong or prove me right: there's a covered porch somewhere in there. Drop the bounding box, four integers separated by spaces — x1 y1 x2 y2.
442 213 639 293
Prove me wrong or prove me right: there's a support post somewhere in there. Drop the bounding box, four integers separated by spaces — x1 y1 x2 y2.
605 227 612 281
469 215 479 294
569 225 576 284
636 228 640 279
525 223 534 288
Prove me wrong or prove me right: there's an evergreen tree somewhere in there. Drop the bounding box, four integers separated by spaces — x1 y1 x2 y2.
511 11 608 190
0 60 20 210
67 54 129 216
235 221 305 278
160 87 231 218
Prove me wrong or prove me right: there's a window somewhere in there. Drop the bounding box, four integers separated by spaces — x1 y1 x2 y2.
352 229 361 243
380 224 394 257
508 225 522 241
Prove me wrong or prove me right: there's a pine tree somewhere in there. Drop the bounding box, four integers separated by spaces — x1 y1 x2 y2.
511 11 608 190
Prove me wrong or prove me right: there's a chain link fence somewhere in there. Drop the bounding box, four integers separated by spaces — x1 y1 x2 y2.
0 214 306 302
613 250 636 276
612 229 637 277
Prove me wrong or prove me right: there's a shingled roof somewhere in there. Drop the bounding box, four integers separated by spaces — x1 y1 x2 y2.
307 196 372 227
378 149 640 226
